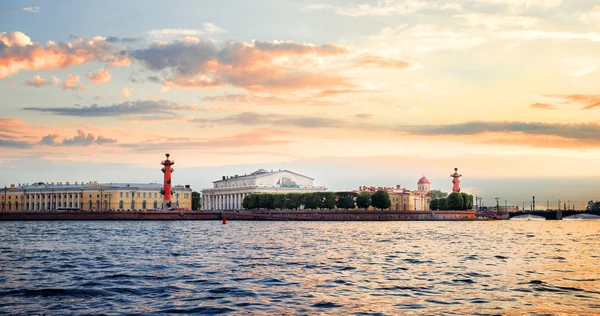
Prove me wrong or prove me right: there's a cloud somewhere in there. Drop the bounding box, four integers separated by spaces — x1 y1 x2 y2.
23 100 195 117
23 74 51 87
39 130 117 146
0 31 118 78
499 30 600 42
22 7 41 13
129 38 353 91
148 23 226 39
203 22 227 34
62 74 86 90
0 139 33 148
202 93 345 106
571 66 596 77
121 87 133 98
353 54 411 69
119 129 290 152
538 95 600 110
471 0 562 14
105 36 140 43
453 14 542 30
147 75 161 83
362 25 485 54
51 76 61 84
401 121 600 142
530 103 555 110
191 112 345 128
307 1 460 17
107 55 131 67
88 68 111 83
355 113 373 119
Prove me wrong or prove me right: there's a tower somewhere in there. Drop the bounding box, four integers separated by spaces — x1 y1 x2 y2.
450 168 462 193
417 175 431 193
161 153 175 209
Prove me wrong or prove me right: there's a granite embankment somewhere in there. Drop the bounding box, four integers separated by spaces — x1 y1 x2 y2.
0 210 479 221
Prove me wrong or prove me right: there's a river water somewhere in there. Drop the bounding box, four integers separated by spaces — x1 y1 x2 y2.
0 221 598 315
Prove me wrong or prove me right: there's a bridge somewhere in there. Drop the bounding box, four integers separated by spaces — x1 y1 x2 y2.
509 210 600 220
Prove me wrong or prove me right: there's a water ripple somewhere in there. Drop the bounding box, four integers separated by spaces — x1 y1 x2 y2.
0 220 598 314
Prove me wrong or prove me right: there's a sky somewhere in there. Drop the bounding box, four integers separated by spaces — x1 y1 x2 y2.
1 0 600 208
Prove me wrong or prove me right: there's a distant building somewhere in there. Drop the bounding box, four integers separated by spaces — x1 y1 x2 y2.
201 169 326 210
0 181 192 211
356 176 431 211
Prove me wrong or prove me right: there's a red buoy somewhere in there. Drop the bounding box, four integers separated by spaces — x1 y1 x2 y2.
222 218 227 224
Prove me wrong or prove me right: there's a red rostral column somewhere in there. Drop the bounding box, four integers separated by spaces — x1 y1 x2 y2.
161 153 175 209
451 167 462 193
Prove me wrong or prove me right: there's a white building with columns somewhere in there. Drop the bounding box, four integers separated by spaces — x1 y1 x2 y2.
201 169 327 211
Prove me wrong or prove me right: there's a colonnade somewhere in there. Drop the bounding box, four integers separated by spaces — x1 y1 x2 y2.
24 192 82 210
202 192 250 211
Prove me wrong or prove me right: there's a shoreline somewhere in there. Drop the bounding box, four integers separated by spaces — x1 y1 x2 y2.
0 210 489 221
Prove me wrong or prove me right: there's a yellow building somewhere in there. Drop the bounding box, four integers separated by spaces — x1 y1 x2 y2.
0 181 192 211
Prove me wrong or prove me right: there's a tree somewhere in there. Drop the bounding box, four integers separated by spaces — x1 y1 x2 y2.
447 192 464 210
322 192 336 210
242 194 259 210
258 194 274 209
467 194 474 209
272 194 286 209
191 191 201 210
426 189 448 200
438 198 447 210
356 192 372 210
429 198 439 210
371 190 391 210
285 193 302 210
336 192 357 210
460 192 470 210
302 193 318 210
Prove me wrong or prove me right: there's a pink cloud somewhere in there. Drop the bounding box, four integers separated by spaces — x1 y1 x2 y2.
0 32 118 79
23 74 51 87
62 74 86 91
121 88 133 98
88 68 111 83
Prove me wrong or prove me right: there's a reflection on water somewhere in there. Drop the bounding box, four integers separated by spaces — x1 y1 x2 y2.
0 221 599 315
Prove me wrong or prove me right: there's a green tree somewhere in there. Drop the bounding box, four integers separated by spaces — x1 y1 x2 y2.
438 198 447 210
285 193 302 210
302 193 318 209
460 192 469 210
242 194 259 210
467 194 474 209
272 194 286 209
426 189 448 200
191 191 201 210
356 192 372 210
429 198 439 210
447 192 464 210
336 192 357 210
371 190 392 210
321 192 336 210
258 194 274 209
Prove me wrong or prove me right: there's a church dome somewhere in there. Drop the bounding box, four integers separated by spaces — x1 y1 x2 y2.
418 176 430 184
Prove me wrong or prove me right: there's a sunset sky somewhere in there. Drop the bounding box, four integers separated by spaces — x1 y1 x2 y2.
1 0 600 207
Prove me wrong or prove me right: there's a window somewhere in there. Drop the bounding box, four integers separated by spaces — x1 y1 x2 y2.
119 201 124 208
184 193 189 199
137 193 140 198
154 193 157 198
126 192 129 198
143 192 146 198
153 201 158 209
120 192 123 198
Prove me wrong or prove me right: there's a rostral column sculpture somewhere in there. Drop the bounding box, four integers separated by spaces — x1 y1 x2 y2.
161 153 175 209
451 168 462 193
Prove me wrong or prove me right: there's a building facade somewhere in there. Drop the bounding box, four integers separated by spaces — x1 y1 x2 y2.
201 169 326 210
0 181 192 211
356 176 432 211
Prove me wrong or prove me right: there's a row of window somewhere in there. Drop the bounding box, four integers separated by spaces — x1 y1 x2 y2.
3 191 190 201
